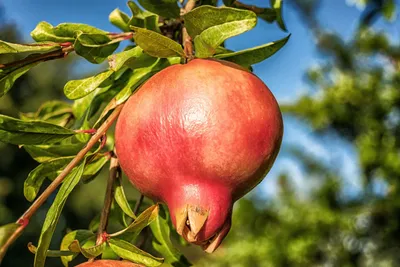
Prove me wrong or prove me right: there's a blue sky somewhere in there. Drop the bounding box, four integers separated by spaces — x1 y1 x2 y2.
1 0 399 198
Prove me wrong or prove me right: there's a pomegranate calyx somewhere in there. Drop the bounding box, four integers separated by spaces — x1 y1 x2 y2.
202 218 231 253
176 204 210 242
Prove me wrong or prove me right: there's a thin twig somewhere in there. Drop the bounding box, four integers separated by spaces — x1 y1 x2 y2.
232 1 265 14
95 152 120 245
0 104 124 264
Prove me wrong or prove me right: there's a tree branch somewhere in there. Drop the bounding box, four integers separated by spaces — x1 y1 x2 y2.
181 0 197 60
0 104 124 264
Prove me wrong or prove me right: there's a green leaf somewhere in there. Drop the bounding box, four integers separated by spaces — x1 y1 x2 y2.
24 156 72 202
68 239 105 258
64 70 114 100
137 0 180 19
215 35 290 68
28 243 75 257
0 114 75 145
82 155 109 183
150 205 191 267
53 23 107 37
0 223 19 248
0 40 60 55
24 143 84 163
382 0 397 22
20 100 73 127
0 62 38 97
183 6 257 38
111 204 159 239
127 1 143 16
31 22 108 42
109 8 131 32
108 238 164 267
183 6 257 58
114 177 136 219
270 0 287 31
74 33 119 64
108 46 145 72
258 8 277 23
131 26 185 58
60 230 95 266
31 22 74 42
34 159 86 267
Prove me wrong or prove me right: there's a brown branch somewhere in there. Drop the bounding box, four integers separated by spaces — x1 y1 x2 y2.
0 104 124 264
134 194 145 215
0 46 74 69
95 152 120 245
232 1 265 14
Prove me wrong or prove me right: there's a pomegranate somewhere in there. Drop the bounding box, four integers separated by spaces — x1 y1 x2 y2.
115 59 283 252
75 260 142 266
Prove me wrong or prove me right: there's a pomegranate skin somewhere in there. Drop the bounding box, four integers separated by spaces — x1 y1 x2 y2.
115 59 283 250
75 260 142 267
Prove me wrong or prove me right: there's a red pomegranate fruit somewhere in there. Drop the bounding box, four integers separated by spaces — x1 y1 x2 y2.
75 260 142 266
115 59 283 252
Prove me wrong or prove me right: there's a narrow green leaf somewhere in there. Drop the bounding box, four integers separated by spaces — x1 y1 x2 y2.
109 8 131 32
215 35 290 68
64 70 114 100
108 46 145 72
108 238 164 267
20 100 73 127
150 205 191 267
31 22 108 42
193 13 257 58
31 22 74 42
0 223 19 247
114 178 136 219
34 159 86 267
28 243 75 257
53 23 107 37
0 62 38 97
60 230 95 266
127 1 143 16
270 0 287 31
74 33 119 64
138 0 180 19
68 240 105 258
131 26 184 58
183 6 257 38
82 155 109 183
0 115 75 145
111 204 159 238
24 156 72 202
24 143 84 163
0 40 60 55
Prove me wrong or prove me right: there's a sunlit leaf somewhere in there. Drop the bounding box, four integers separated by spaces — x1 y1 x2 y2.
31 22 74 42
183 6 257 58
0 40 60 55
24 143 84 163
215 35 290 68
0 223 19 248
109 8 131 32
20 100 73 127
0 114 75 145
28 243 75 257
64 70 114 100
82 155 109 183
108 238 164 267
110 204 159 239
114 177 136 219
68 239 105 258
108 46 145 72
60 230 95 266
74 32 119 64
270 0 287 31
34 159 86 267
131 26 185 58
